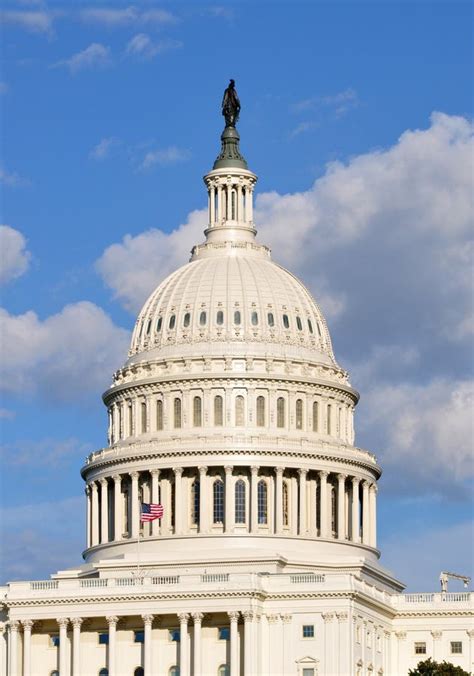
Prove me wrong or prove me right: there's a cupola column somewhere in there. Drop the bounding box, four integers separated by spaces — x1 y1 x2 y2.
369 483 377 547
130 472 139 539
100 478 109 543
298 469 308 535
351 477 360 543
85 485 91 549
91 482 99 546
319 471 329 538
337 474 347 540
362 480 370 545
113 475 123 541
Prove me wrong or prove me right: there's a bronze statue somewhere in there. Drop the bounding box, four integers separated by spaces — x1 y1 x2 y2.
222 79 241 127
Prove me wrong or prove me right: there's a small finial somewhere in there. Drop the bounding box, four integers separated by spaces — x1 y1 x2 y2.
221 79 241 127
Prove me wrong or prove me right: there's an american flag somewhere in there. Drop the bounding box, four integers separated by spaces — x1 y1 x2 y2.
140 503 164 522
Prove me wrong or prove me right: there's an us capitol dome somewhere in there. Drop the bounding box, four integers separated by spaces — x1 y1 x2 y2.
1 82 471 676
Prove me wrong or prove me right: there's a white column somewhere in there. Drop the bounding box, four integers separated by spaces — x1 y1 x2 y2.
85 486 91 549
351 477 360 542
57 618 69 676
198 466 208 533
336 613 349 675
192 613 203 676
100 478 109 543
173 467 183 534
281 614 292 675
130 471 139 539
337 474 347 540
250 466 259 533
431 630 442 662
21 620 33 676
71 618 82 676
247 187 254 223
142 614 154 676
228 612 240 676
91 482 99 546
225 465 234 533
106 616 119 676
362 480 370 545
226 184 232 220
151 469 160 536
217 184 223 222
369 483 377 547
298 469 307 534
178 613 189 676
113 475 123 541
237 184 243 222
319 471 329 538
210 185 216 225
275 467 283 534
322 612 335 676
243 611 255 676
8 621 19 676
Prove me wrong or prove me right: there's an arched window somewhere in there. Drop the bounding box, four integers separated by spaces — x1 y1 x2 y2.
169 314 176 330
257 480 267 524
296 398 303 430
308 318 314 334
218 666 230 676
134 669 144 676
235 396 245 426
251 311 258 326
256 396 265 427
231 190 236 219
199 311 207 326
277 397 285 428
267 312 275 327
183 312 191 327
327 404 332 435
312 401 318 432
316 322 322 337
169 668 180 676
282 314 290 329
214 395 223 426
331 480 337 535
216 310 224 325
146 319 151 335
174 398 182 429
99 670 109 676
191 480 200 525
156 316 163 332
156 399 163 431
193 396 202 427
235 479 246 524
213 479 224 523
141 402 147 433
234 310 241 325
50 672 59 676
296 316 303 331
282 481 289 526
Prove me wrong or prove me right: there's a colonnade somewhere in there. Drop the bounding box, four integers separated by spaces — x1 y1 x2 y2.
5 611 258 676
85 466 377 550
207 179 254 227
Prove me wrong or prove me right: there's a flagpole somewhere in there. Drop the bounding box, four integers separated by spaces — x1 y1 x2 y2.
137 528 141 578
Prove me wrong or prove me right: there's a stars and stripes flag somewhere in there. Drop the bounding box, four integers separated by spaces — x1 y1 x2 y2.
140 503 164 522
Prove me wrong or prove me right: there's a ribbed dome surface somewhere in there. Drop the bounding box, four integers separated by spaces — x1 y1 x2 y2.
129 253 337 365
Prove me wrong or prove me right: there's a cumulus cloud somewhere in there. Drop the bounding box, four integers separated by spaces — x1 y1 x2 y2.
0 301 129 401
125 33 182 60
0 225 31 285
292 87 360 119
0 9 54 35
80 6 176 27
138 145 190 171
54 43 111 74
89 136 120 161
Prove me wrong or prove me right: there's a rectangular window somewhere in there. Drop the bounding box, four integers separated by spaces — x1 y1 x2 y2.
218 627 230 640
302 669 315 676
98 633 109 645
414 642 426 654
169 629 180 642
302 625 314 638
451 641 462 654
134 630 144 643
50 635 60 648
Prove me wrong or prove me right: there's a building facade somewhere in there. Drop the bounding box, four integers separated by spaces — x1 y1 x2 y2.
1 94 472 676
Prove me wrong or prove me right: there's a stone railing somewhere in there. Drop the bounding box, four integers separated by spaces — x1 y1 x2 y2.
391 592 473 606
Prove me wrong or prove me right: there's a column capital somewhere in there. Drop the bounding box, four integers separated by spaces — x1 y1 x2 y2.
178 612 190 624
242 610 255 622
198 465 208 474
173 467 184 477
130 471 140 480
191 612 204 623
275 466 284 476
228 611 240 622
142 614 154 627
85 485 91 496
21 619 34 631
466 629 474 638
250 465 259 476
351 475 360 485
266 614 280 624
322 612 335 623
337 473 347 482
395 630 407 640
106 616 119 627
112 474 122 483
57 617 69 629
431 630 442 640
90 481 98 492
150 468 160 478
100 477 108 487
370 482 378 494
336 611 348 622
70 617 83 628
319 470 329 479
280 613 292 624
224 465 233 475
298 468 308 477
9 620 20 632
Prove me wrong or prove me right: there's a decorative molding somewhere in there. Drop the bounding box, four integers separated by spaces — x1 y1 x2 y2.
431 630 442 640
191 612 204 623
228 611 240 622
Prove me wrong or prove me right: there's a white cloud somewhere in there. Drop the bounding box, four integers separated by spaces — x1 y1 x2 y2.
80 6 176 27
1 437 89 467
138 145 190 171
125 33 182 60
0 9 54 35
54 43 111 74
292 87 359 118
89 136 120 161
0 167 29 186
0 301 129 401
0 225 31 285
380 520 474 591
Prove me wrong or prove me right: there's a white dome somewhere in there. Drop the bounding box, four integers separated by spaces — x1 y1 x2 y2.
128 249 337 367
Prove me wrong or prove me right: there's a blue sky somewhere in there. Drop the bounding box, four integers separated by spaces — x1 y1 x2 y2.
1 0 473 589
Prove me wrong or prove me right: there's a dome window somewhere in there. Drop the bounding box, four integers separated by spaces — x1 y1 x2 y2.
282 314 290 329
282 481 289 526
277 397 285 428
235 480 246 524
156 317 163 332
251 311 258 326
173 398 182 429
307 318 314 334
234 310 241 325
258 480 268 524
169 315 176 330
156 400 163 431
214 395 224 426
191 479 200 525
183 312 191 327
193 396 202 427
317 322 322 337
256 396 266 427
146 319 152 335
235 395 245 426
312 401 319 432
199 311 207 326
296 316 303 331
267 312 275 327
213 479 224 523
216 310 224 325
296 398 303 429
